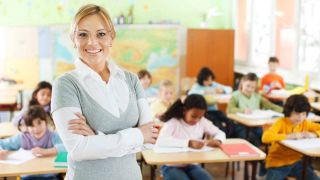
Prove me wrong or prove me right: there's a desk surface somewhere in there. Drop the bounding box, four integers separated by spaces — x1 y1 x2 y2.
227 114 320 128
0 122 19 139
0 156 67 177
280 139 320 157
311 102 320 111
142 139 266 165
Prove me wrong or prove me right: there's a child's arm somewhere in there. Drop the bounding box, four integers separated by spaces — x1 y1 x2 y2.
226 95 243 114
262 119 287 143
211 82 232 94
156 120 189 148
203 118 226 143
305 121 320 137
0 134 22 151
260 97 283 112
31 147 57 157
31 132 66 157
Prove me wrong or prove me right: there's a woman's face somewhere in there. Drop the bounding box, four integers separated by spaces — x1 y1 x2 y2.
73 14 112 70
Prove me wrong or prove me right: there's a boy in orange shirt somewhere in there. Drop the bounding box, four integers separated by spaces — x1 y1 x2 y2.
260 57 285 93
262 95 320 180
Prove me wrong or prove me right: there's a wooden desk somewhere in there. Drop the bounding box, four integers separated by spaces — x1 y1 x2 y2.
0 122 19 139
0 156 67 177
280 139 320 180
142 138 266 180
227 114 320 139
263 90 318 102
205 94 231 105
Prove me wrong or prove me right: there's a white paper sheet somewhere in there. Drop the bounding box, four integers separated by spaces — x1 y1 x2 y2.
236 110 284 120
282 138 320 150
0 149 35 165
153 146 214 153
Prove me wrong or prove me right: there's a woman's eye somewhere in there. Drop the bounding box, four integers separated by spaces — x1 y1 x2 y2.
97 32 106 37
78 33 87 38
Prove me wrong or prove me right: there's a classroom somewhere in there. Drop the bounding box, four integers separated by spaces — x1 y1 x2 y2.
0 0 320 180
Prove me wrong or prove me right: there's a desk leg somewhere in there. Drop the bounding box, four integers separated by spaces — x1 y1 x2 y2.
251 161 257 180
244 161 249 180
302 155 310 180
150 165 157 180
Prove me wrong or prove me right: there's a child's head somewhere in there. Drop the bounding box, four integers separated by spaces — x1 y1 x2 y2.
29 81 52 107
137 69 152 89
159 80 175 104
160 94 207 125
283 94 310 125
268 57 279 73
24 105 49 139
197 67 215 86
239 73 258 96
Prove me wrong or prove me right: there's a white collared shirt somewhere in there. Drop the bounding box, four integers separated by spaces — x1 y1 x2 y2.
52 59 152 164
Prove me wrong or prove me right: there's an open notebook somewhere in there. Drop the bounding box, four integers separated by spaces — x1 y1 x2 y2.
281 138 320 150
236 110 283 120
0 149 35 165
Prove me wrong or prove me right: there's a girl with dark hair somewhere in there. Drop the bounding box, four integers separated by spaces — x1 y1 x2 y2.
0 105 66 180
262 95 320 180
188 67 234 137
157 94 225 180
13 81 53 131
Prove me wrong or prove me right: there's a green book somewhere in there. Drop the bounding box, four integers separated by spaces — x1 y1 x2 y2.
54 152 68 168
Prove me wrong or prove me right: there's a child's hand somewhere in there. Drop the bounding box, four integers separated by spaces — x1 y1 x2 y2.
244 108 252 114
0 150 9 160
206 139 222 148
138 122 159 144
188 140 205 149
214 88 224 94
301 132 318 139
68 112 95 136
286 133 304 140
31 147 46 157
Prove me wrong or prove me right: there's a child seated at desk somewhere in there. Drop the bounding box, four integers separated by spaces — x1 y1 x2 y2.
227 72 283 146
262 94 320 180
157 94 226 180
188 67 234 137
260 57 285 94
0 105 65 180
12 81 53 132
137 69 159 101
150 79 175 121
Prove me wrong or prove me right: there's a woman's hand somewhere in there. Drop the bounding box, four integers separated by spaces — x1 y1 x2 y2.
138 122 159 144
68 112 95 136
188 140 205 149
206 139 222 148
0 150 9 160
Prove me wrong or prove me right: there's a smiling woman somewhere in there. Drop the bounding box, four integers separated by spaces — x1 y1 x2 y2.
51 4 159 180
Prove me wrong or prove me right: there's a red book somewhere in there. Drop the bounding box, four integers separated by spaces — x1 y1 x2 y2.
220 143 260 157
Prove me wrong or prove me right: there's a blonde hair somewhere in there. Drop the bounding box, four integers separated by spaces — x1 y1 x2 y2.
70 4 116 41
159 80 174 89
